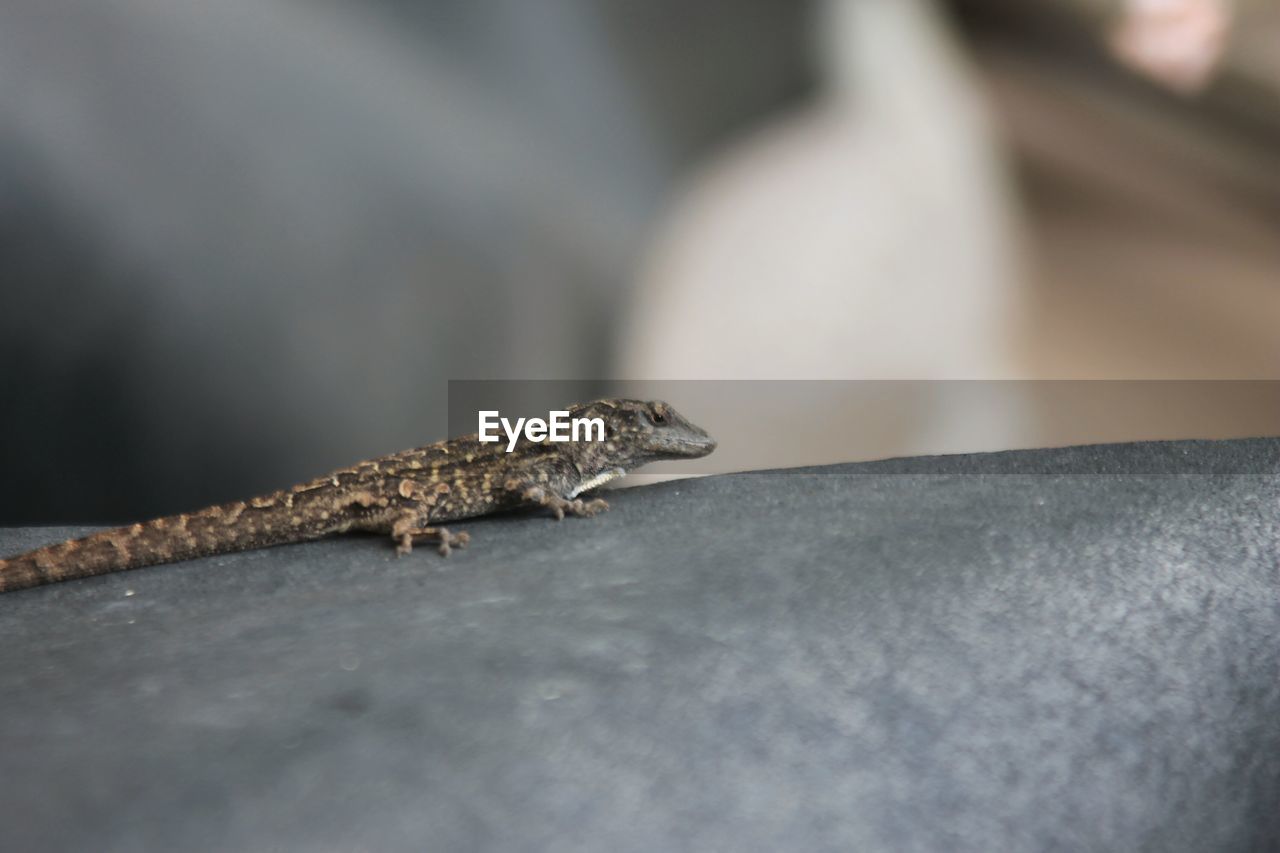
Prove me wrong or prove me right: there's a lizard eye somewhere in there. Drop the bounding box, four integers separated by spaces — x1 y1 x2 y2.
651 407 667 424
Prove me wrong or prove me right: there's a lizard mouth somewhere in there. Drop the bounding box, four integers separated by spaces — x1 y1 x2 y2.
659 430 717 458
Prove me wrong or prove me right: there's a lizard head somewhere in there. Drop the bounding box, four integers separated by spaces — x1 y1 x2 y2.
568 399 717 470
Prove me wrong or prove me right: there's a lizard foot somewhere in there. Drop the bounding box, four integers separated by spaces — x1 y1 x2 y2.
564 497 609 518
394 527 470 557
511 483 610 520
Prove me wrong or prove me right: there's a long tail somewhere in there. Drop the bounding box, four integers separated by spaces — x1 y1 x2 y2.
0 496 322 593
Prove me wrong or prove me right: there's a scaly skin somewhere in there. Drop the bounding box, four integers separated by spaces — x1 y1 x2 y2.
0 399 716 592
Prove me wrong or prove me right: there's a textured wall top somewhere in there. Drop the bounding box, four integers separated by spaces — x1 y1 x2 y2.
1 437 1278 851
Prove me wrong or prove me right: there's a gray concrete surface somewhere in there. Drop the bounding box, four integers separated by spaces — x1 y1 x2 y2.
2 438 1279 851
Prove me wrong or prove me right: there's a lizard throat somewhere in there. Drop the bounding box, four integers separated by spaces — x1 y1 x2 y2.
567 467 626 499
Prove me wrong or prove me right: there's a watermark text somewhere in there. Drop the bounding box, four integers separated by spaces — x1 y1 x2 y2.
478 410 605 452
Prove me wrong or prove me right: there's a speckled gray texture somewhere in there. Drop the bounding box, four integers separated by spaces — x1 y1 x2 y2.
2 438 1279 852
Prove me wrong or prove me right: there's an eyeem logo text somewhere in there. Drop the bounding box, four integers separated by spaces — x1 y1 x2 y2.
478 410 605 452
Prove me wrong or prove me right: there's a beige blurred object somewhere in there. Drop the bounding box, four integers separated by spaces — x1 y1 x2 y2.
981 45 1280 380
617 0 1033 471
618 0 1280 475
1230 1 1280 90
1109 0 1233 93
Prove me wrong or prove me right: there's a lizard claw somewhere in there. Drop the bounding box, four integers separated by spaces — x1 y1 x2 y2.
577 498 609 517
550 497 609 519
436 529 470 557
563 497 609 517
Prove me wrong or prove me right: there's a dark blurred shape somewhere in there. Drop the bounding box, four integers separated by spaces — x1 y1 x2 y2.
0 0 812 523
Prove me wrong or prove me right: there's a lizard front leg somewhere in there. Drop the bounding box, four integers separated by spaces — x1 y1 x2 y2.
506 480 609 520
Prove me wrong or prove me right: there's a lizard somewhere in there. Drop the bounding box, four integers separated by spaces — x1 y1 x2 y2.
0 399 715 593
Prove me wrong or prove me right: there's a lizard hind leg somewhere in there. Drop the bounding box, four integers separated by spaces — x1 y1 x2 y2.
389 513 470 557
382 483 467 556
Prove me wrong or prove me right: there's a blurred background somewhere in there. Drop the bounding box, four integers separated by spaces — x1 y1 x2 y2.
1 0 1277 523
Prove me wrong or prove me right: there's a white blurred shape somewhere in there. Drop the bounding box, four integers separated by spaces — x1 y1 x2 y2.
618 0 1031 465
